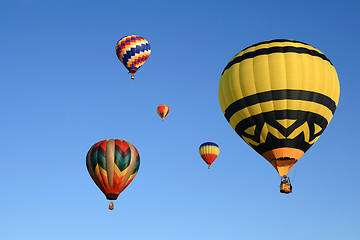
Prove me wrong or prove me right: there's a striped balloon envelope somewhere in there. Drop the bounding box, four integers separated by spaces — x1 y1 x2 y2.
199 142 219 169
219 39 340 181
115 35 151 79
86 139 140 208
157 104 170 121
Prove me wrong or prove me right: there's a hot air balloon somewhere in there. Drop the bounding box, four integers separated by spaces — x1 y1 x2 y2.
199 142 219 169
218 39 340 193
115 35 151 79
86 139 140 209
157 104 170 121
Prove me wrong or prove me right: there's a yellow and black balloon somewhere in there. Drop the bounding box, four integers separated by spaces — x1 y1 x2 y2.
219 39 340 178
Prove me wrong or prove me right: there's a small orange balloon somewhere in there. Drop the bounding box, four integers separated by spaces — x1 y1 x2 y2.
157 105 170 121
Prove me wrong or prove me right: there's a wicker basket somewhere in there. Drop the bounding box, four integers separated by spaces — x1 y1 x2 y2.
280 182 292 194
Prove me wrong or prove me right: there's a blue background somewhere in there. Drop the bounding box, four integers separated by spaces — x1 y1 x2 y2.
1 0 359 239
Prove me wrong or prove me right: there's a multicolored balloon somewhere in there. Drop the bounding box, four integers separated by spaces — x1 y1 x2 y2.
86 139 140 209
218 39 340 192
199 142 219 169
157 104 170 121
115 35 151 79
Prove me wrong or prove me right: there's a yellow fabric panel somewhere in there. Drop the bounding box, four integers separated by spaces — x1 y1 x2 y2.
199 145 220 155
314 123 322 135
127 174 135 183
219 63 244 114
267 53 287 90
277 119 297 128
244 125 256 135
242 135 259 147
99 166 108 178
114 164 128 178
94 164 100 176
98 165 109 189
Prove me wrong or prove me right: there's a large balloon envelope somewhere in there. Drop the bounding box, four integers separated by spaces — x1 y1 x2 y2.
115 35 151 79
218 39 340 180
199 142 219 169
86 139 140 205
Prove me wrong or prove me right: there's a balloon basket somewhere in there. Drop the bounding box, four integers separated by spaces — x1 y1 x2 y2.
108 202 114 210
131 75 135 79
280 177 292 194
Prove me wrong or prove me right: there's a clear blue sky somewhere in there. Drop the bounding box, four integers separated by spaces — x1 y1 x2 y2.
1 0 359 239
